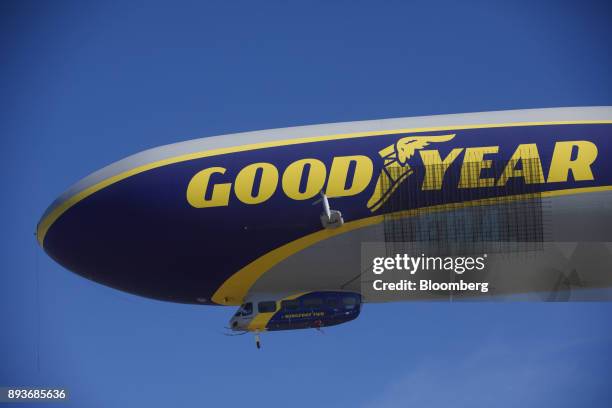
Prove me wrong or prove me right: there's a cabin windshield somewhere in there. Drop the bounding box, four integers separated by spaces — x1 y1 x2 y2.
235 302 253 316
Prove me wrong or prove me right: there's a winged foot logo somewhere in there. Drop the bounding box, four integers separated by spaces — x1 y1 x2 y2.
366 134 456 211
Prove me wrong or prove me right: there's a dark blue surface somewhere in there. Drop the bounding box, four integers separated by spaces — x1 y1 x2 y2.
43 124 612 303
2 1 612 407
266 292 361 331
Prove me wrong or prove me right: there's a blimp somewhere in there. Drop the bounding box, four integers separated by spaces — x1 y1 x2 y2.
37 107 612 347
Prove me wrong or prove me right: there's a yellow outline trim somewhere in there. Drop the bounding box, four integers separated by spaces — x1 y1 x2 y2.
37 119 612 247
213 185 612 305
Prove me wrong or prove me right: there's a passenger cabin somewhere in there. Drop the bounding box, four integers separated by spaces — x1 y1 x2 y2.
230 291 361 332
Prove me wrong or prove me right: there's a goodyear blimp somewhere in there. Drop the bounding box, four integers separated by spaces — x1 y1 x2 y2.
38 107 612 346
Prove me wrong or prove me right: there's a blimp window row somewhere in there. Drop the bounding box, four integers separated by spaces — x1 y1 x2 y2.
302 298 323 308
281 299 299 311
235 293 361 316
258 301 276 313
342 296 357 308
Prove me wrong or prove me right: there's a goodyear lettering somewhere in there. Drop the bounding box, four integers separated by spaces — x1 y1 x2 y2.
496 143 545 186
186 139 598 210
458 146 499 188
283 312 325 319
234 162 278 204
186 167 231 208
326 156 373 197
547 140 597 183
420 148 463 190
282 158 327 200
187 154 374 208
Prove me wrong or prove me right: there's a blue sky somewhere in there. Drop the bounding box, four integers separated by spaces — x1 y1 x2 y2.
1 0 612 406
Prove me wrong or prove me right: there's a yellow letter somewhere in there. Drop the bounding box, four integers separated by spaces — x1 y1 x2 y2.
458 146 499 188
547 141 598 183
186 167 231 208
420 148 464 190
326 155 373 197
282 158 327 200
497 144 545 186
235 163 279 204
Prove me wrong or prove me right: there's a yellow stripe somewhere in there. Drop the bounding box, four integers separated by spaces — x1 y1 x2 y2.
246 292 308 331
245 313 273 331
37 119 612 247
213 185 612 305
